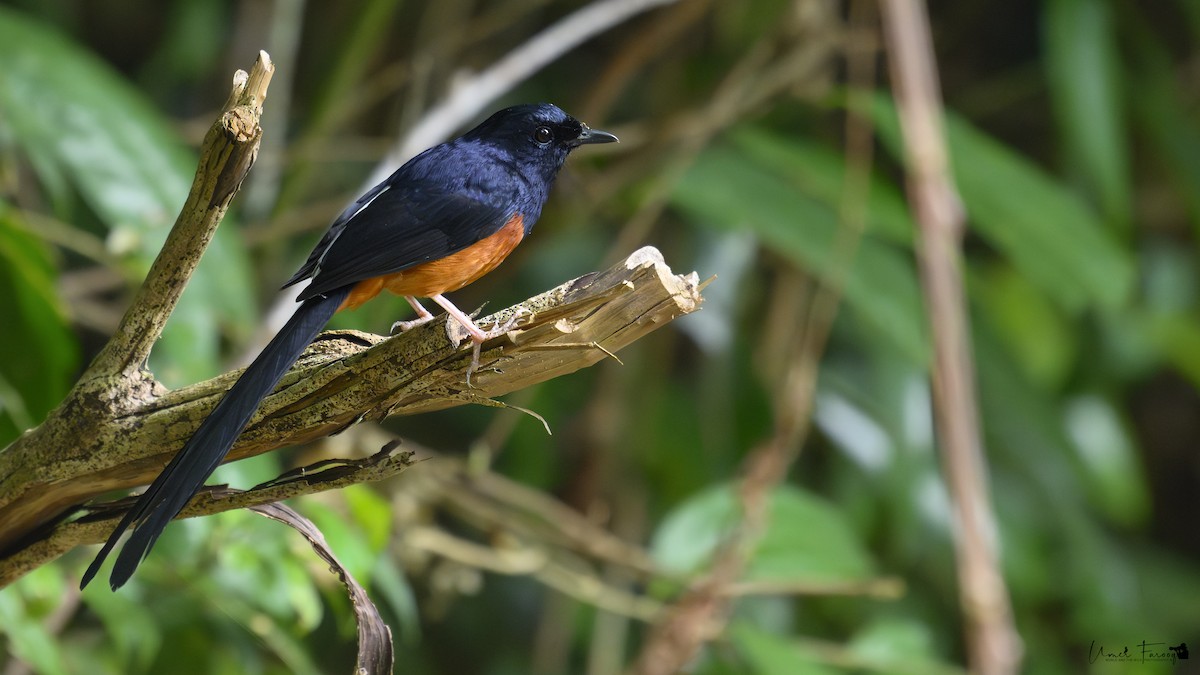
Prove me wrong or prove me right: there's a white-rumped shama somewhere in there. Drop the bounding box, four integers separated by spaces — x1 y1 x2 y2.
82 103 617 590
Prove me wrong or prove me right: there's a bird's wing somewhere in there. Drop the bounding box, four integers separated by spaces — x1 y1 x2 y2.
287 184 513 301
281 178 393 289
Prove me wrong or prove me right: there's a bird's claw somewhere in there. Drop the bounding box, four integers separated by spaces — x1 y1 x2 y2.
486 306 532 336
463 307 531 386
390 314 436 335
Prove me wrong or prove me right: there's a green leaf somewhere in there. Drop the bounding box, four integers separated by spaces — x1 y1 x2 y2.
0 7 256 387
301 501 378 584
1043 0 1130 229
972 324 1087 508
1128 19 1200 240
1146 312 1200 388
673 143 928 363
0 208 77 443
730 128 915 244
651 484 874 583
848 618 931 662
873 96 1134 313
651 483 740 576
749 485 874 582
345 484 394 553
280 555 325 631
0 6 191 235
0 568 72 675
1062 395 1149 528
81 575 163 671
848 618 965 675
371 557 421 644
730 623 840 675
972 263 1076 389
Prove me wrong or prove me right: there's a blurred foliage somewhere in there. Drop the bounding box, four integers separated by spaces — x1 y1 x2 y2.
1 0 1199 674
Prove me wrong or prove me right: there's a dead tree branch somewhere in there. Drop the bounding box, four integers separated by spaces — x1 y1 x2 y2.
0 51 703 588
89 52 275 378
0 50 278 561
0 245 701 586
879 0 1022 672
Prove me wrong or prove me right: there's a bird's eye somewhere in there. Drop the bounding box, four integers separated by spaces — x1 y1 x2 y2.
533 126 554 144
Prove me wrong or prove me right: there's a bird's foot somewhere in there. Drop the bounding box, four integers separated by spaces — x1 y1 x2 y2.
390 314 435 335
462 308 532 385
390 296 436 335
484 306 531 336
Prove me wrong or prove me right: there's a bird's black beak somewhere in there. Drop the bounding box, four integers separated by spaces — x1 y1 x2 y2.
576 124 619 145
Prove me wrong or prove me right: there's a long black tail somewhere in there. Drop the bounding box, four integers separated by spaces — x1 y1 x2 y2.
81 287 350 590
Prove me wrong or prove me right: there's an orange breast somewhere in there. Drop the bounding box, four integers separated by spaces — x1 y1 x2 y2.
339 213 525 311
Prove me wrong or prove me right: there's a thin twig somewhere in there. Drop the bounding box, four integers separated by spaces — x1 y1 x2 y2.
0 442 416 588
405 526 664 621
602 29 842 264
578 0 714 119
878 0 1022 673
722 576 904 599
365 0 679 187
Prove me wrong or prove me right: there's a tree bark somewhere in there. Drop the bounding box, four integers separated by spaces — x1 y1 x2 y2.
0 51 704 587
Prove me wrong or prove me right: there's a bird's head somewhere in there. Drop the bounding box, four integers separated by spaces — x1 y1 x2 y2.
464 103 618 181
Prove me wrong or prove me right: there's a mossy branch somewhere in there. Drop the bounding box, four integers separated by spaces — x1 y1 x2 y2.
0 52 704 588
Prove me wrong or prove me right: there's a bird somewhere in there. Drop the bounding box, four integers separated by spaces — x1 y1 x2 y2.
81 103 618 590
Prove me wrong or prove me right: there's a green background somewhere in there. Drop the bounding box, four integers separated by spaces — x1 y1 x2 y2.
1 1 1197 673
